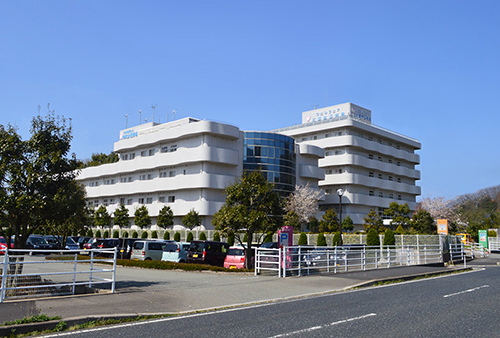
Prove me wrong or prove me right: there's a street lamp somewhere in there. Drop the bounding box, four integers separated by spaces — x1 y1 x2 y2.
337 188 344 246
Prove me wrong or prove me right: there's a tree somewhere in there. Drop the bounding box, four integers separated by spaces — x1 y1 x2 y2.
384 202 411 230
113 204 130 229
182 209 201 230
94 205 111 230
308 216 319 233
212 171 284 269
0 109 81 249
298 232 308 245
186 232 193 242
342 215 354 232
284 182 324 231
157 205 174 229
332 231 341 246
134 205 151 229
411 209 435 234
317 233 327 246
213 231 220 242
319 209 339 233
383 228 395 246
363 210 383 232
366 229 380 246
284 210 300 229
80 152 119 168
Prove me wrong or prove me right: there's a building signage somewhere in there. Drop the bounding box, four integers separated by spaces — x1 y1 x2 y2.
302 103 372 124
121 129 138 140
437 219 448 235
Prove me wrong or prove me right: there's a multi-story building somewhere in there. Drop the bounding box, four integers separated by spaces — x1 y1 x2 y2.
77 102 420 231
273 103 421 226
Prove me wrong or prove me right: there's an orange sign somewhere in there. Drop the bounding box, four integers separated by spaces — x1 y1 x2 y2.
437 219 448 235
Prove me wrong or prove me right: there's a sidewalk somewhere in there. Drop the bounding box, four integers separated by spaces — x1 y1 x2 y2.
0 263 475 325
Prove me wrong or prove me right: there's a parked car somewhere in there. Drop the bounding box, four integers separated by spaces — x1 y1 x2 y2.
26 235 52 254
131 240 171 261
118 238 139 259
187 241 230 267
92 239 120 256
78 237 92 249
260 242 278 249
43 235 62 249
83 238 99 250
0 236 7 254
224 246 251 269
162 242 190 263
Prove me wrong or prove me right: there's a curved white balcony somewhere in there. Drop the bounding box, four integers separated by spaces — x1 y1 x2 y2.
319 154 420 180
298 143 324 158
319 174 421 195
299 164 325 180
85 172 236 198
322 193 417 210
105 200 225 218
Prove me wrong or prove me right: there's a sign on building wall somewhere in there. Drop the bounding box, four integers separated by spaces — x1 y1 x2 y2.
437 219 448 235
301 103 372 124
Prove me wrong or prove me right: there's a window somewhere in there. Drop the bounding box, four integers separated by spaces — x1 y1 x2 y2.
149 149 155 156
103 199 108 206
397 177 402 183
128 176 133 182
389 176 393 181
378 156 383 162
122 154 128 160
378 174 383 179
147 174 153 180
129 153 135 160
138 198 144 204
369 172 374 178
146 197 153 204
169 171 176 177
109 199 114 204
389 193 394 199
170 145 177 152
160 171 167 178
369 190 374 196
168 196 175 203
398 194 402 200
379 192 383 198
140 175 146 181
368 154 374 160
388 159 393 164
396 161 401 166
141 150 147 157
120 198 125 204
120 177 127 183
126 199 133 205
158 196 165 203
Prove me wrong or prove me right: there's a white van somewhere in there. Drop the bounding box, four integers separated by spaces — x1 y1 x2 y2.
130 240 172 260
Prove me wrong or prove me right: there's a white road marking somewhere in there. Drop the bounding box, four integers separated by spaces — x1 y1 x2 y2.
443 285 489 298
268 313 377 337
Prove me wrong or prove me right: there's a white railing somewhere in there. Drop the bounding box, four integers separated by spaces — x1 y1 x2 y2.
489 237 500 252
0 248 117 303
255 244 444 277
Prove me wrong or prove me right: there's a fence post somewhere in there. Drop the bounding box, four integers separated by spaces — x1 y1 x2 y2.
111 247 117 293
406 246 410 266
363 246 366 271
462 243 466 268
298 246 302 276
375 248 378 269
334 247 337 274
89 251 94 288
1 250 8 303
278 247 282 278
326 248 330 273
387 246 391 268
255 248 259 276
72 252 78 295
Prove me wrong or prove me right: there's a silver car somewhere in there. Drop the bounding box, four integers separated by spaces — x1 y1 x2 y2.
130 240 172 261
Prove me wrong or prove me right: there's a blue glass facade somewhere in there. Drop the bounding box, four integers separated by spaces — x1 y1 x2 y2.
243 132 296 196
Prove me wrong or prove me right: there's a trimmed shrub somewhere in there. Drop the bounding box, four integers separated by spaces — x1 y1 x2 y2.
132 231 138 239
141 231 148 239
199 232 207 240
113 230 119 238
488 230 497 237
242 233 248 243
383 229 395 246
298 232 308 245
151 231 158 239
367 229 380 246
103 230 109 238
95 230 102 238
174 232 181 242
317 233 327 246
163 231 170 240
122 231 129 238
186 232 193 242
86 229 93 237
213 231 220 242
332 231 341 246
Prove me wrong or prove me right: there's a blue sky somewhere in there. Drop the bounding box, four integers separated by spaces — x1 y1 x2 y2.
1 1 499 200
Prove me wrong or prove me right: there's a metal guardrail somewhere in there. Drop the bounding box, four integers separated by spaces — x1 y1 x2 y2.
255 244 444 278
0 248 117 303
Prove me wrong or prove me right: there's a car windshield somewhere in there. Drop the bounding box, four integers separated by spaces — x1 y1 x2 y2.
66 237 77 245
228 248 245 256
189 242 208 252
0 237 6 244
30 237 48 245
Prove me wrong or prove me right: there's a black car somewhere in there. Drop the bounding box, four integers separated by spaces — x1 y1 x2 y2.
92 238 120 257
26 235 52 254
187 241 230 267
117 238 139 259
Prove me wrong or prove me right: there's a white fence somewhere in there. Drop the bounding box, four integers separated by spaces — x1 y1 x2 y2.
255 244 444 277
489 237 500 251
1 248 117 303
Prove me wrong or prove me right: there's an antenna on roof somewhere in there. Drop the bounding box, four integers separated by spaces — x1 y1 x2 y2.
151 104 157 123
125 114 128 128
139 110 142 124
172 109 177 120
313 105 319 110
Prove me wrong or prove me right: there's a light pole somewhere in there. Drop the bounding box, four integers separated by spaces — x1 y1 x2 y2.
337 188 344 246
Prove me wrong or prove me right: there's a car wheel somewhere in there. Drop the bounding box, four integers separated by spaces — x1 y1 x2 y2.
145 257 152 260
179 259 185 263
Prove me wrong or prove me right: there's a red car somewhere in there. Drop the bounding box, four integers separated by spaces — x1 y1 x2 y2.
224 246 252 269
0 236 7 254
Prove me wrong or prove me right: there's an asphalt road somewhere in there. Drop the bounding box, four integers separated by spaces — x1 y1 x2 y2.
39 265 500 338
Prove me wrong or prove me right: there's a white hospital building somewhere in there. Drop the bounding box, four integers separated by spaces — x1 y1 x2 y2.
77 103 421 231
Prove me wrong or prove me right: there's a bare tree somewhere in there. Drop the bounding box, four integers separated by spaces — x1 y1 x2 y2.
420 196 455 220
285 182 324 231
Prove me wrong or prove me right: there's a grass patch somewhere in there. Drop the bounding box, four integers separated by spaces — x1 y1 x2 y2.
2 314 61 326
372 279 404 286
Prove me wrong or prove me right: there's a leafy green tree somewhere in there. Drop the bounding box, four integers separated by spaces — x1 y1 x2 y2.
384 202 411 230
174 232 181 242
132 231 138 238
212 171 284 269
363 210 383 232
298 232 308 245
0 110 81 249
199 232 207 240
186 232 193 242
95 230 102 238
163 231 170 240
284 210 301 229
141 231 148 239
308 216 319 233
332 231 341 246
227 232 235 246
113 230 119 238
113 204 130 229
366 229 380 246
94 205 111 230
317 233 327 246
383 228 395 246
151 230 158 238
103 230 109 238
134 205 151 229
213 231 220 242
395 224 405 234
182 209 201 230
319 209 339 233
157 205 174 229
411 209 435 234
122 231 129 238
342 215 354 232
80 152 119 168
